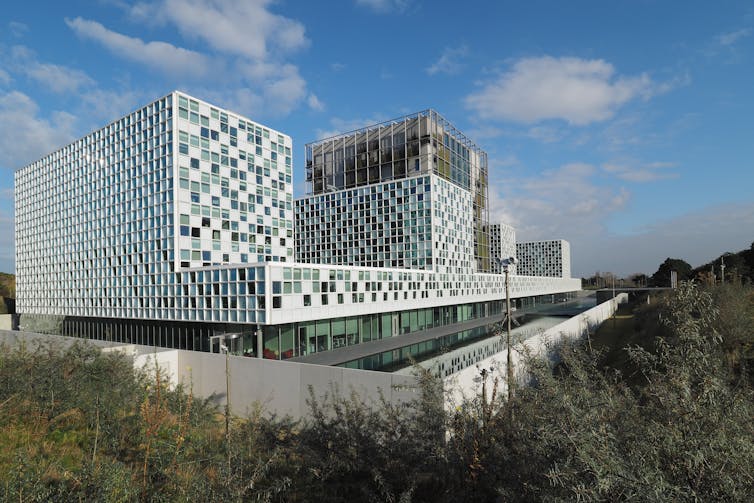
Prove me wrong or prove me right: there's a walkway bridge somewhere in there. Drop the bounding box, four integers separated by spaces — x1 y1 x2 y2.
595 287 671 304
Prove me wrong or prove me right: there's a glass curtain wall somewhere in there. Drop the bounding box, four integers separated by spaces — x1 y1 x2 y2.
305 110 490 272
262 299 506 360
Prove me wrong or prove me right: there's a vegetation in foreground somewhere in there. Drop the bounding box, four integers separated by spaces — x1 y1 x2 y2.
1 283 753 501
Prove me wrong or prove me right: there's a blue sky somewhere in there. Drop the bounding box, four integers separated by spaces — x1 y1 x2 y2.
1 0 753 277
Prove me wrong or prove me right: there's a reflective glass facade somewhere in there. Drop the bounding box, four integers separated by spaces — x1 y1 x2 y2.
305 110 491 272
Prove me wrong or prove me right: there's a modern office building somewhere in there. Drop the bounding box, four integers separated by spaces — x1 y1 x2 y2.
303 110 491 273
490 223 517 275
516 240 571 278
15 93 580 372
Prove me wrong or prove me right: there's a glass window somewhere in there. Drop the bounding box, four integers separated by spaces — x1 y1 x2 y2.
315 320 330 352
401 312 411 334
381 313 392 339
346 318 359 346
332 319 346 348
360 316 372 342
263 327 279 359
280 325 294 359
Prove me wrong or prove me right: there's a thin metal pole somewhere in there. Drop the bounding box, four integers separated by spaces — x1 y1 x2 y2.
505 268 513 405
481 369 487 416
225 347 231 486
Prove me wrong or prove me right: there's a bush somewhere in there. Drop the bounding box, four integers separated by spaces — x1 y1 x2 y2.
2 285 752 501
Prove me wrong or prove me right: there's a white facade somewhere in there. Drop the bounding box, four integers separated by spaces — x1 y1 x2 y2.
16 91 292 323
490 223 517 275
296 174 474 275
15 93 580 365
173 93 294 267
265 262 580 325
516 240 571 278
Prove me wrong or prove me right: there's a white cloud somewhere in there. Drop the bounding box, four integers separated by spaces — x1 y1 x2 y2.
599 113 649 150
717 28 751 46
488 161 630 243
488 154 520 170
706 28 752 64
72 1 314 117
79 87 143 125
307 93 324 111
574 202 754 277
379 67 393 80
145 0 308 59
8 21 28 38
466 125 504 140
2 45 141 126
261 64 308 116
0 209 13 273
26 62 94 94
10 46 95 94
0 91 77 170
602 161 678 183
526 125 564 143
426 45 468 76
224 60 307 117
466 56 655 125
315 115 388 140
488 156 753 277
65 17 213 78
200 87 264 120
356 0 410 14
653 71 691 95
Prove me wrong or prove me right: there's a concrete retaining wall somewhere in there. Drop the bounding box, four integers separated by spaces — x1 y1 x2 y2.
135 349 418 418
0 330 418 420
1 292 625 420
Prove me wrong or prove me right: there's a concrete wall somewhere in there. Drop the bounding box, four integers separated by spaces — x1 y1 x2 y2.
0 330 418 420
443 293 628 407
3 291 624 420
136 349 418 418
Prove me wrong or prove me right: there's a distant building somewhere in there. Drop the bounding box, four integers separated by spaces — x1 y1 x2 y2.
516 240 571 278
490 223 517 275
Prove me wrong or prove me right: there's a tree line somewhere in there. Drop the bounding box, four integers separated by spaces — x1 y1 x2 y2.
584 241 754 289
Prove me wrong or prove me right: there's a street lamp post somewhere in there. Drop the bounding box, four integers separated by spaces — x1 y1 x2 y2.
498 257 518 406
210 332 241 486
